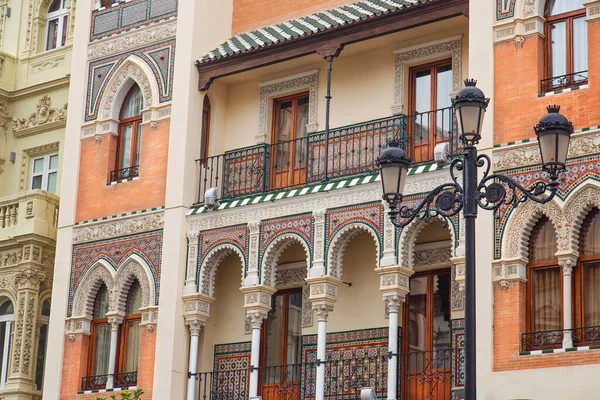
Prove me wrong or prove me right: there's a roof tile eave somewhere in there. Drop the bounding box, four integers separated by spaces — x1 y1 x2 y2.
197 0 435 65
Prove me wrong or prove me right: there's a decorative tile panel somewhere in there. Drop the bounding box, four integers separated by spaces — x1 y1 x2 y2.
260 214 313 256
85 40 176 121
91 0 177 41
326 202 383 247
198 225 249 268
69 230 163 316
451 319 465 390
496 0 516 20
213 342 251 398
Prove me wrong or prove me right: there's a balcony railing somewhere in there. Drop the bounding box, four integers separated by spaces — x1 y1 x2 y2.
109 165 139 182
0 190 60 241
80 371 138 391
521 325 600 351
196 107 457 204
540 70 588 93
192 350 464 400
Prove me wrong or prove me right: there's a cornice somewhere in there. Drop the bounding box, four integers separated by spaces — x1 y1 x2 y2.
0 76 70 100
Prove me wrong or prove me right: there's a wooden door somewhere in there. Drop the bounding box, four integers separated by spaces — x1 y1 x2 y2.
409 61 453 163
260 290 303 400
271 93 309 190
403 270 452 400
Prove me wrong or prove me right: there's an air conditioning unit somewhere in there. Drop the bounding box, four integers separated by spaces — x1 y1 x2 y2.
434 142 450 166
360 387 377 400
203 187 219 210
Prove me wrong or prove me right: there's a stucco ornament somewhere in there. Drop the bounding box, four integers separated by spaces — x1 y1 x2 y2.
261 235 310 287
11 95 67 132
398 215 453 270
327 224 380 279
413 247 452 269
72 212 164 244
522 0 536 17
198 245 245 296
101 62 154 120
112 259 153 314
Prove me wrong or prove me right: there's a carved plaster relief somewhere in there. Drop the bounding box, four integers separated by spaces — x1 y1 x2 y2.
72 212 164 244
393 37 462 114
257 70 318 143
12 96 67 138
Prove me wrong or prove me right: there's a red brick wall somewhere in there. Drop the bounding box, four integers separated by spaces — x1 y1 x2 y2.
232 0 353 33
493 282 600 371
75 120 170 222
494 20 600 145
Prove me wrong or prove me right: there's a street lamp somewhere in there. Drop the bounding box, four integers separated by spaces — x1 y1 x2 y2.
377 80 573 400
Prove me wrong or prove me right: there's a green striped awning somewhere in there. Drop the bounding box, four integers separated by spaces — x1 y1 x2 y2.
197 0 432 64
188 162 439 215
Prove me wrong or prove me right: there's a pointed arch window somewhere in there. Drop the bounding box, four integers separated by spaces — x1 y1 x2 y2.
89 285 111 378
118 280 141 376
113 84 143 181
527 216 561 334
544 0 587 91
46 0 69 51
200 96 211 161
0 300 14 390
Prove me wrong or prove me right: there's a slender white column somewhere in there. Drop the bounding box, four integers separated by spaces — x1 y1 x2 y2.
248 310 267 399
315 304 333 400
385 295 403 400
561 259 575 348
106 316 123 390
186 320 203 400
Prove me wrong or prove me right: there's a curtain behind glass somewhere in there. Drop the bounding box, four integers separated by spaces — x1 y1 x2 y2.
294 97 309 168
550 22 567 78
584 262 600 326
94 285 109 319
532 268 561 331
548 0 585 15
275 102 293 169
529 218 557 262
121 85 143 119
124 320 140 372
286 292 302 366
126 281 142 315
93 324 111 375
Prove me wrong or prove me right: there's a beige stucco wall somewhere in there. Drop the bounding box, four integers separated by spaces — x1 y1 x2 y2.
204 18 469 156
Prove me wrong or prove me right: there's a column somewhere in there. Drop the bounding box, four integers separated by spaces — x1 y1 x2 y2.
314 304 333 400
247 310 268 399
559 256 577 348
377 265 412 400
241 285 275 400
185 319 204 400
106 314 124 390
305 276 340 400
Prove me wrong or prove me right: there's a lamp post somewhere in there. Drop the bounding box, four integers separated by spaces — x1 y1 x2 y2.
377 79 573 400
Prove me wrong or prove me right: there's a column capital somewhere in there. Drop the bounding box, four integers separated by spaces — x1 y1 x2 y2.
312 302 334 321
14 268 46 291
106 313 124 330
383 293 405 313
185 317 205 336
246 309 268 329
557 253 578 275
306 276 341 304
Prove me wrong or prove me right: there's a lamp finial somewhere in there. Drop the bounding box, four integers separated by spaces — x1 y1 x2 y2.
464 79 477 87
547 105 560 113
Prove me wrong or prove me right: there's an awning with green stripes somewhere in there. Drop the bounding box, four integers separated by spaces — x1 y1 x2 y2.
188 162 440 215
197 0 432 64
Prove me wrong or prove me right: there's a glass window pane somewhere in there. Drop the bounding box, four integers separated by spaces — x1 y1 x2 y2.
573 17 588 80
286 292 302 366
0 321 6 385
47 172 57 194
92 324 111 375
120 125 133 169
125 281 142 315
432 273 451 352
529 217 557 262
294 97 309 168
414 70 431 147
408 276 428 353
46 19 58 50
134 124 142 167
120 85 143 119
61 15 68 47
550 22 567 78
531 267 561 331
549 0 584 15
49 154 59 170
0 301 13 316
93 285 109 319
31 176 43 190
436 65 453 141
274 101 293 169
35 325 48 390
33 158 45 173
42 300 51 317
48 0 61 13
124 320 140 372
584 262 600 326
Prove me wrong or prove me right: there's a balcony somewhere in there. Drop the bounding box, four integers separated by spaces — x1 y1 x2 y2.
0 190 60 242
196 107 458 204
540 70 588 93
192 349 459 400
80 371 138 392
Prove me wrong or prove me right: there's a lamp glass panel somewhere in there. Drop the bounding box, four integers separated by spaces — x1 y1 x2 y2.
381 163 402 196
538 133 557 166
456 105 483 140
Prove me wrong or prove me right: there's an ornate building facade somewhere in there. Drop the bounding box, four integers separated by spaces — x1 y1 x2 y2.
0 0 76 399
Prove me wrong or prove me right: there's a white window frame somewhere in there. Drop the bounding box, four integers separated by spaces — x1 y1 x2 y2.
30 152 59 193
45 0 69 51
0 314 14 390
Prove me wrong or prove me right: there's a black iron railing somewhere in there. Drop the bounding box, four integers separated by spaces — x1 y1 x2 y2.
109 165 139 182
523 325 600 351
193 368 250 400
400 349 455 400
540 70 588 93
521 329 563 351
80 371 137 391
196 107 457 203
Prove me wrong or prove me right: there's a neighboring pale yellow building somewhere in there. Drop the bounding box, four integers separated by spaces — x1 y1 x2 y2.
0 0 75 399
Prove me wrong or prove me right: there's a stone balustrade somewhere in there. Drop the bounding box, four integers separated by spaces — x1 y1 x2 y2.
0 190 60 241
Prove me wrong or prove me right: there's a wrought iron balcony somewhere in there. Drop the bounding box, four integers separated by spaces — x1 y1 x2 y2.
521 326 600 351
109 165 139 183
80 371 137 391
540 70 588 93
196 107 458 204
